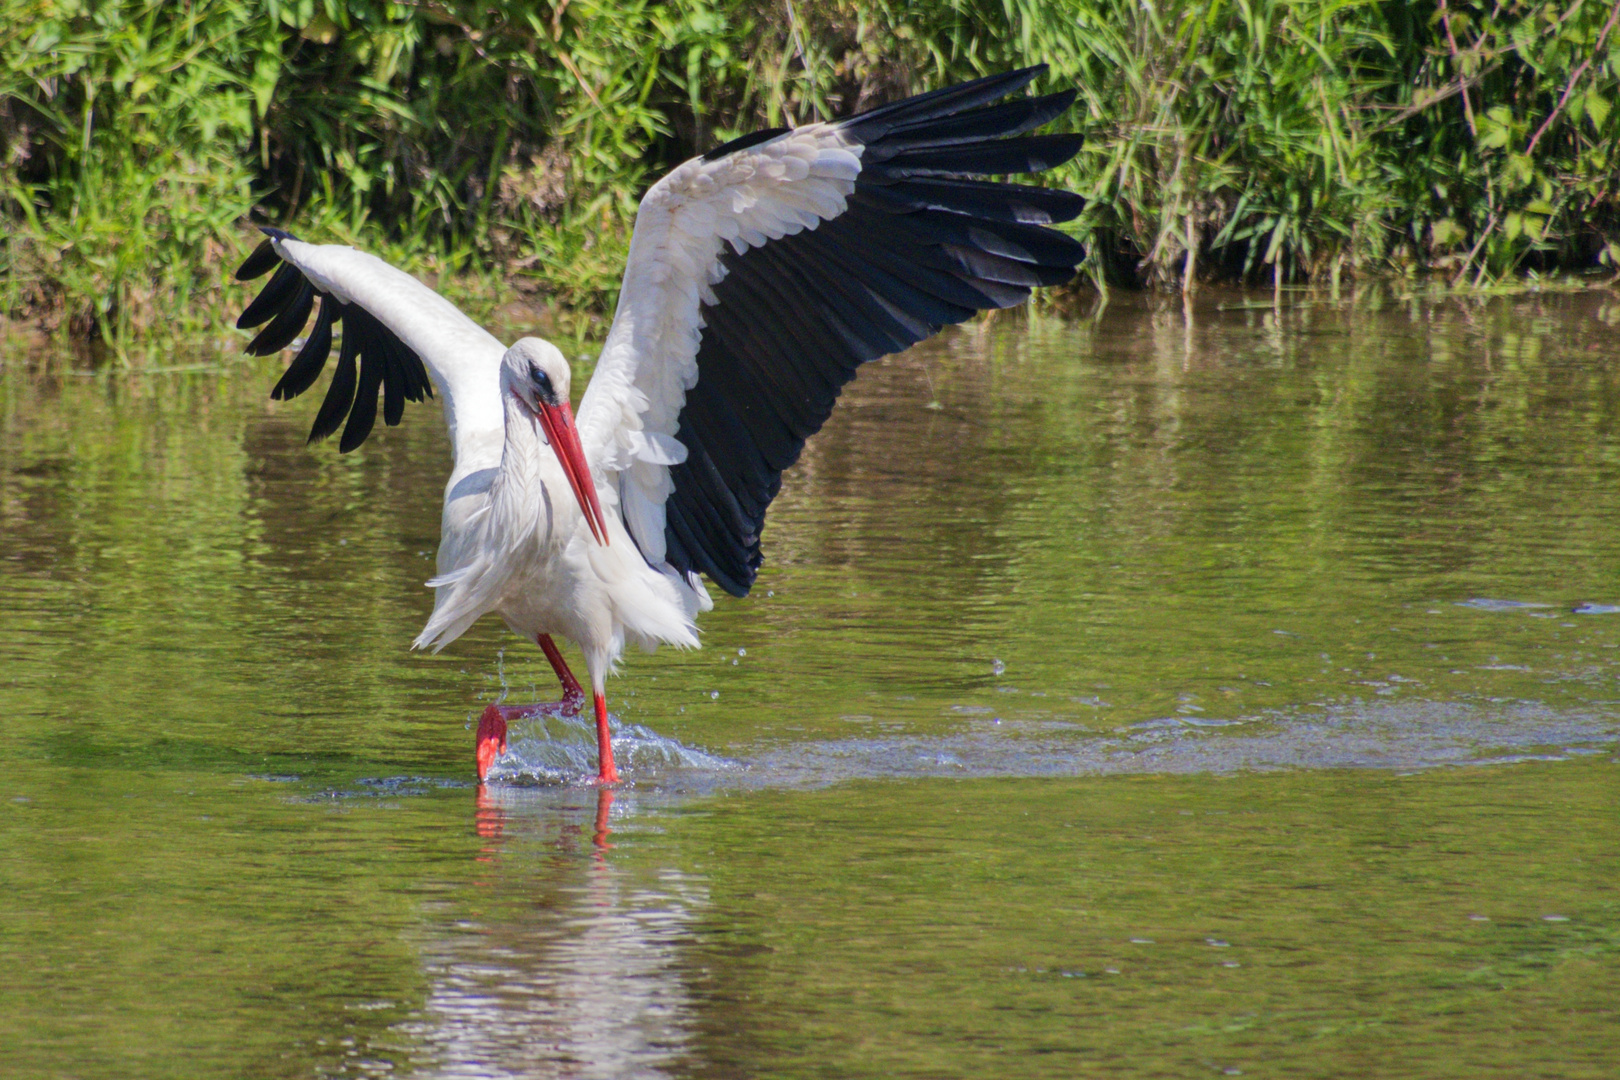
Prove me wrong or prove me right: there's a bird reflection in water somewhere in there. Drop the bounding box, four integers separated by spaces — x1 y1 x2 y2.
400 785 704 1077
473 785 613 852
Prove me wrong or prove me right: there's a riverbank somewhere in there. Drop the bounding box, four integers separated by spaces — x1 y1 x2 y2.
4 0 1618 359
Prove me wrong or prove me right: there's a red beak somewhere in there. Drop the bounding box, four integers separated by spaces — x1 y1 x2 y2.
536 400 610 546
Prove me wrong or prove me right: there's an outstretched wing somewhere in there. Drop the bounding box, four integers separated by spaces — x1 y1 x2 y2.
233 229 507 466
577 65 1084 597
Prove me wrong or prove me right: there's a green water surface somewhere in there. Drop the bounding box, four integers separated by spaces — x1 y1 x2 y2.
1 290 1617 1077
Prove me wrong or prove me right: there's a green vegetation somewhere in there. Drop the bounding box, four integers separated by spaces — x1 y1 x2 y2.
3 0 1619 355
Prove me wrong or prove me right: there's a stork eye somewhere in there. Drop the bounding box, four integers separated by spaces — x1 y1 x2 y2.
529 366 558 406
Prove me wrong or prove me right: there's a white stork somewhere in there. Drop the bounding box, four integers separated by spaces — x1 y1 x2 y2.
233 66 1084 783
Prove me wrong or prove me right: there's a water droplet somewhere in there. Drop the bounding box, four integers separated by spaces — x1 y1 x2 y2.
338 539 347 546
1206 938 1230 947
738 648 746 656
1104 967 1120 975
766 590 774 597
710 690 720 700
1129 938 1155 945
732 659 739 666
992 659 1006 675
1468 914 1489 922
1542 914 1569 922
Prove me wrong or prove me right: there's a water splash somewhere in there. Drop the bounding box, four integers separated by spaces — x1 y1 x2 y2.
483 705 736 785
1456 598 1554 611
735 699 1619 789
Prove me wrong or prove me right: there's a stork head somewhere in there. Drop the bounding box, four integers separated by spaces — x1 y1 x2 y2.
500 338 609 546
501 337 572 413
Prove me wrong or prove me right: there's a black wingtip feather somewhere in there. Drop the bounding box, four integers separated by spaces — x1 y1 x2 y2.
339 346 383 453
234 227 300 281
703 126 791 162
307 327 359 445
869 133 1085 179
235 239 280 282
876 90 1079 151
236 261 302 330
270 299 337 400
246 278 315 356
854 178 1085 225
839 65 1047 139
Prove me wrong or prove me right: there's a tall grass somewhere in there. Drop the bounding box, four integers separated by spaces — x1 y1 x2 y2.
3 0 1618 356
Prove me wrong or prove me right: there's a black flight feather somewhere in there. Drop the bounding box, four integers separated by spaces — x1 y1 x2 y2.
236 261 303 330
308 311 359 444
271 298 337 401
340 331 385 453
235 238 281 282
703 126 791 162
246 278 314 356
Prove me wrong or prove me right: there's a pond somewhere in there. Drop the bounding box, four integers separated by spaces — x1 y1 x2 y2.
1 289 1617 1078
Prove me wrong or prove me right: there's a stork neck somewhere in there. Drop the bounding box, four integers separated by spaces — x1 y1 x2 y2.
501 391 546 455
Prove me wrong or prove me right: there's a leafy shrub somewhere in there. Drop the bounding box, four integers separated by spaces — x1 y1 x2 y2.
2 0 1617 355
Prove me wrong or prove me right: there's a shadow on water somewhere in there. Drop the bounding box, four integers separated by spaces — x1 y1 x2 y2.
3 288 1619 1077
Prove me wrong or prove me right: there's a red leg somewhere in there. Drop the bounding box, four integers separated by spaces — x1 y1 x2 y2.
476 704 508 781
538 633 586 707
594 692 620 784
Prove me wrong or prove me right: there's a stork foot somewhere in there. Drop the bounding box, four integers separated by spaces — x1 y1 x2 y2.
476 705 509 781
474 697 586 780
473 687 616 784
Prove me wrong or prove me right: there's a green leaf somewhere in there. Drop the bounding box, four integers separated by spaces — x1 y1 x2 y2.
1431 219 1464 247
251 51 279 119
1477 113 1510 149
1588 93 1612 130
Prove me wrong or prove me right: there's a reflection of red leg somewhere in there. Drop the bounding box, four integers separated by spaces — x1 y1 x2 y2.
475 784 506 844
538 634 585 707
595 693 620 784
476 705 508 781
593 786 615 851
